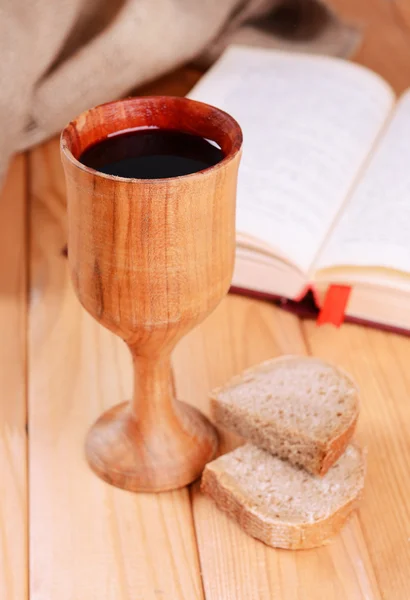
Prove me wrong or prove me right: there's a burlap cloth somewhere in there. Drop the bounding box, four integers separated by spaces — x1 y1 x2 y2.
0 0 359 183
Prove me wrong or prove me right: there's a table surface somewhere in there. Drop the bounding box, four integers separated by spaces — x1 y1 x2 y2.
2 2 410 599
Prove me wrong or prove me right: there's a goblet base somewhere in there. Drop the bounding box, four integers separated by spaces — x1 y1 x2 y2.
85 400 219 492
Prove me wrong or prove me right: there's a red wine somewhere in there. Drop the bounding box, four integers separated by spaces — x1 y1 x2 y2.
79 128 224 179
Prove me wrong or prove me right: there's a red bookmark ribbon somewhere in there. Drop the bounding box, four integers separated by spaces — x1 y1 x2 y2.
317 285 351 327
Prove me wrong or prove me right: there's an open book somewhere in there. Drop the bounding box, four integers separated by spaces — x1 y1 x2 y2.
189 45 410 333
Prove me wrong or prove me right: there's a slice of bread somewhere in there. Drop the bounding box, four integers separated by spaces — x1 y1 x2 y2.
210 356 359 476
201 443 365 550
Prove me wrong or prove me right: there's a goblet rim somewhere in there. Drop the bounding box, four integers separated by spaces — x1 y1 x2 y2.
60 95 243 185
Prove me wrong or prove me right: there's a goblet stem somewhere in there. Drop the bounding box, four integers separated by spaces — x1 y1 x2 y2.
131 353 174 423
84 346 219 492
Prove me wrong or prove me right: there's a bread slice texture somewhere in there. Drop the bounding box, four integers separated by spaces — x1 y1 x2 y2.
201 443 365 550
210 356 359 476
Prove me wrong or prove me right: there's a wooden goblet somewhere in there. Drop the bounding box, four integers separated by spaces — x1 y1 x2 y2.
60 96 242 492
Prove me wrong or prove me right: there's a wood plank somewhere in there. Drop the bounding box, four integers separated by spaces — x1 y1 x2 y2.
303 321 410 599
0 156 28 600
174 298 381 599
28 138 203 599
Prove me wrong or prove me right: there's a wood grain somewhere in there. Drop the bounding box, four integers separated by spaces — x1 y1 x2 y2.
173 298 380 599
61 96 242 492
0 156 27 600
303 321 410 599
28 139 204 599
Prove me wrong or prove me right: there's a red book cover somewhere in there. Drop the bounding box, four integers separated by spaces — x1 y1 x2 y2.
229 285 410 337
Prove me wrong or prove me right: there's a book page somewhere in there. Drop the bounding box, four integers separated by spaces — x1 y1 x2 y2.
189 45 394 273
316 89 410 276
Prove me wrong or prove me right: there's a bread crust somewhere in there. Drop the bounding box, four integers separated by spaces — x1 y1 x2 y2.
210 355 360 476
319 412 358 475
201 446 365 550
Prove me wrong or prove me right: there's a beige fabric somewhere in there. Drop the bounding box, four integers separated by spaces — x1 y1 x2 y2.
0 0 359 181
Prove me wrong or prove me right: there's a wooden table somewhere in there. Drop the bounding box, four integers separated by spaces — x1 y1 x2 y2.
2 2 410 599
